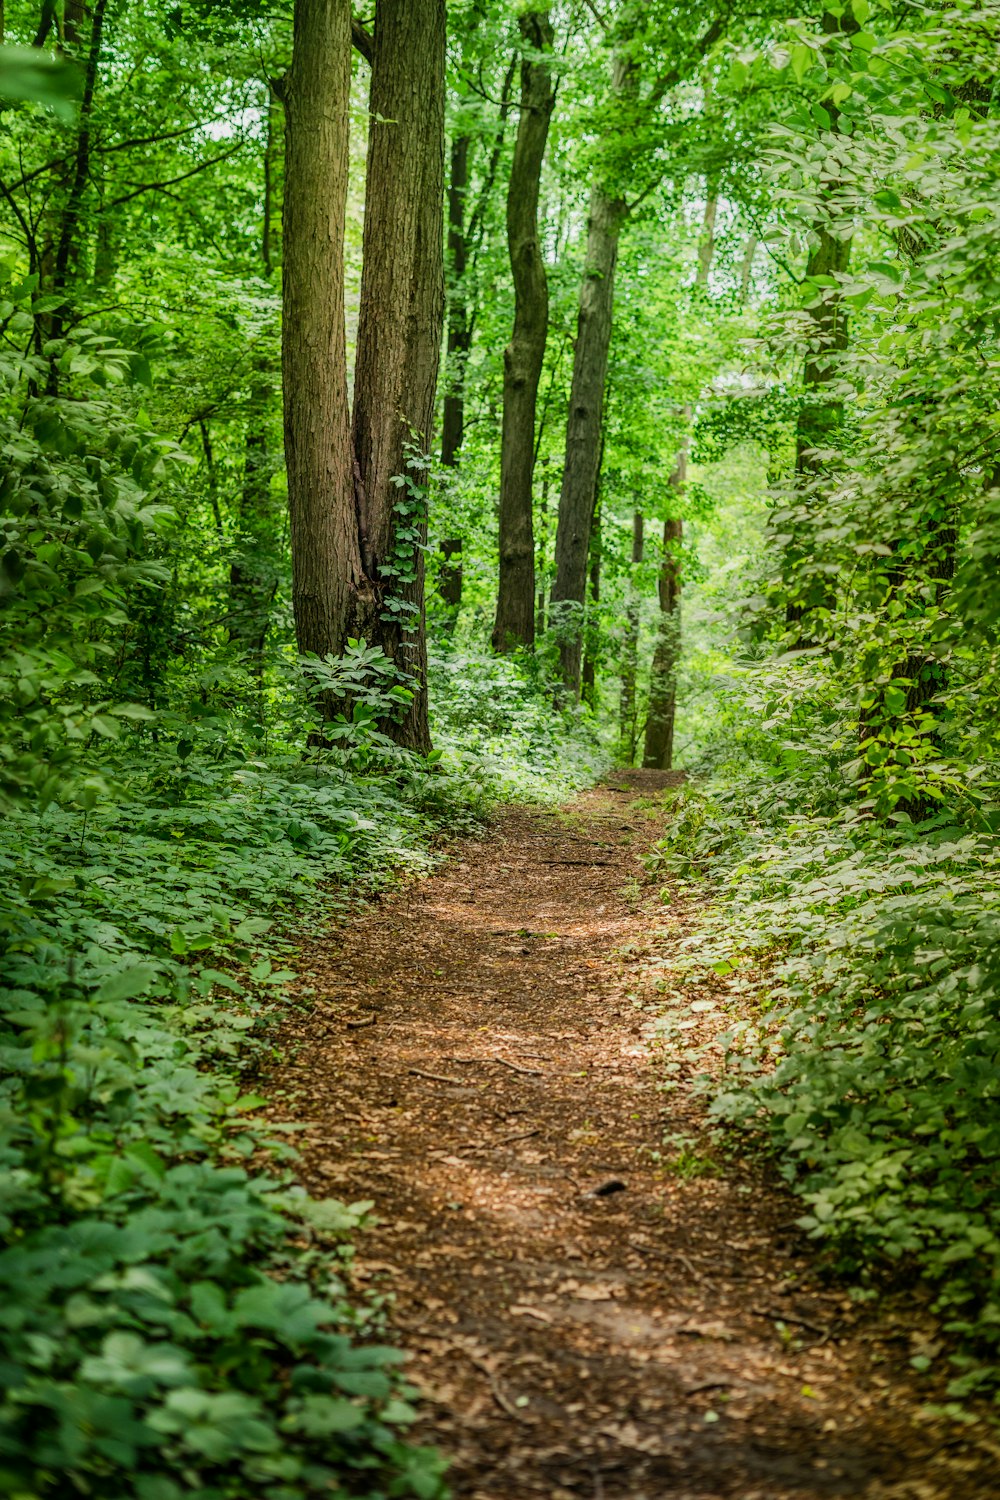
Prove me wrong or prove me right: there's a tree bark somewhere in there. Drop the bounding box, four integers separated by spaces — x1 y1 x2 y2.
536 458 551 636
281 0 359 685
785 7 857 631
349 0 445 752
619 509 643 762
739 233 758 301
643 502 683 771
641 185 715 768
442 133 470 472
439 54 515 620
492 7 555 653
231 90 281 674
581 491 601 705
52 0 107 298
550 51 634 695
438 133 469 621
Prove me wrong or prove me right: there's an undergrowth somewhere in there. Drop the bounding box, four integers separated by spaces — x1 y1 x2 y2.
649 657 1000 1411
0 649 601 1498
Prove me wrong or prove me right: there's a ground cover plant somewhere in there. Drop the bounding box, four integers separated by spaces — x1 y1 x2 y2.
649 662 1000 1408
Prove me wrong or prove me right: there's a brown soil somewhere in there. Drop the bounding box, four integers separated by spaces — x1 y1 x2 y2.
273 774 1000 1499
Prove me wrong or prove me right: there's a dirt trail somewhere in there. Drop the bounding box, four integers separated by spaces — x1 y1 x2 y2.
275 774 999 1499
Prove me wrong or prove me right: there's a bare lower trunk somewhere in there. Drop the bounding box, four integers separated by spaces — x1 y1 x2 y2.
739 234 758 300
619 509 643 762
785 8 857 633
641 189 714 763
536 460 551 636
281 0 359 691
493 8 555 653
643 504 683 772
581 495 601 706
550 183 624 692
550 51 635 696
438 133 470 624
349 0 445 752
231 91 281 673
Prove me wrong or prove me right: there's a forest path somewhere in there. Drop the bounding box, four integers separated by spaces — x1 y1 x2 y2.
275 773 997 1499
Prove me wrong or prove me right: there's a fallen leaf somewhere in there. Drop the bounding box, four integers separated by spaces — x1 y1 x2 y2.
509 1304 555 1324
574 1284 620 1302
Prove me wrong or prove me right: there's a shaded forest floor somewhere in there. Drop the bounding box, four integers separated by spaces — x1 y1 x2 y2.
272 773 1000 1498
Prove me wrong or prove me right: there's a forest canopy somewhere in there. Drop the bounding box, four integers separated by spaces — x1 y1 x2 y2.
4 0 1000 1493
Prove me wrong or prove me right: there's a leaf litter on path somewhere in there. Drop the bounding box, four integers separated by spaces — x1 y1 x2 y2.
271 772 999 1500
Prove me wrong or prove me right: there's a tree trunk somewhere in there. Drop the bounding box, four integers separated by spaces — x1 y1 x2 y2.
349 0 445 752
697 190 717 286
231 90 281 674
536 459 551 636
641 186 715 767
795 227 853 475
581 493 601 706
40 0 107 365
785 7 857 631
281 0 358 685
438 133 469 623
739 233 758 300
492 7 555 653
550 52 634 695
442 132 470 471
619 509 643 762
438 54 516 622
643 502 683 771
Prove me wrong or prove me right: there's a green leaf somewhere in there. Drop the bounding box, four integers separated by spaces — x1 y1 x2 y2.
95 964 157 1003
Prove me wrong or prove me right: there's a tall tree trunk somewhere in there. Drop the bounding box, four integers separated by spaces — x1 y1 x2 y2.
492 7 555 653
349 0 445 752
581 492 601 706
785 7 857 631
642 505 683 771
641 185 716 768
550 51 634 696
619 509 643 762
438 133 470 623
52 0 107 297
536 459 551 636
697 190 718 286
739 233 758 300
441 132 470 472
438 55 516 622
231 91 281 674
281 0 358 688
795 227 853 476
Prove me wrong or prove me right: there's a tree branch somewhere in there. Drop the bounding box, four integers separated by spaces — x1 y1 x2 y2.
0 174 38 272
104 145 245 210
646 11 728 113
351 15 373 63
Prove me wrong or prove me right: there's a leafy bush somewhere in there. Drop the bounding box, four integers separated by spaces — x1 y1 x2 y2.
0 743 474 1497
0 272 175 807
650 662 1000 1402
0 642 600 1495
429 642 606 803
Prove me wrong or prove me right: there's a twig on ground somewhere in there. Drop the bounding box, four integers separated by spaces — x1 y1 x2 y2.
492 1055 543 1076
468 1356 529 1423
539 859 614 867
752 1306 830 1338
408 1067 465 1086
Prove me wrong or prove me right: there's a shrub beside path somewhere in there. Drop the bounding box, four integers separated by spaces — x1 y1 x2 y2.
273 773 1000 1499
